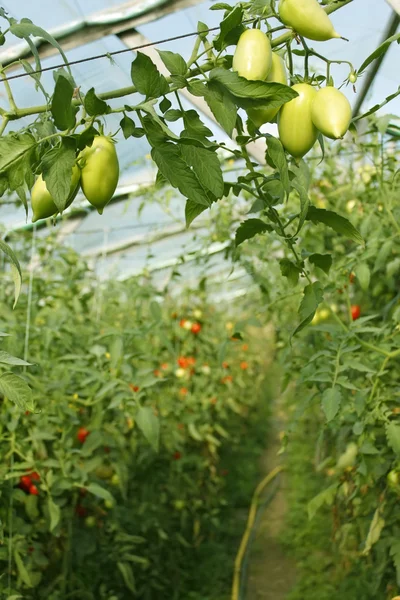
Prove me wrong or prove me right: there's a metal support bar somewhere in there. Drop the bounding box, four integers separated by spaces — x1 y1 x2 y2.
353 10 400 117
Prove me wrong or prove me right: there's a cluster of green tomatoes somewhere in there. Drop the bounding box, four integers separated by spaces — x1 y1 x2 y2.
31 136 119 222
233 0 352 159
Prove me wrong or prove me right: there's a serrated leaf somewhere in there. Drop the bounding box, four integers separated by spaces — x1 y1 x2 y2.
136 406 160 452
0 372 33 410
358 32 400 74
214 5 243 51
390 539 400 586
48 497 60 532
280 259 301 287
158 50 187 76
0 351 30 366
84 88 110 116
0 238 22 307
362 508 385 555
386 422 400 456
355 262 370 291
308 484 337 520
14 550 32 587
299 281 324 322
86 483 114 503
131 52 169 99
204 80 237 136
265 135 289 195
185 200 208 227
51 73 76 130
321 387 341 422
306 206 364 245
117 562 136 593
180 145 224 198
11 18 70 74
309 253 332 275
235 218 271 246
42 137 76 212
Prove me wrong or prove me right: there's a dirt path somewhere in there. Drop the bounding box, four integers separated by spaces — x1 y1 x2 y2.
244 402 297 600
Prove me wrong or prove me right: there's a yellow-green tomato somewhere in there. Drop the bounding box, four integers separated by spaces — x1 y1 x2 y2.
80 136 119 214
31 165 80 223
279 0 341 41
248 53 287 126
278 83 318 159
311 87 352 140
336 442 358 470
233 29 272 81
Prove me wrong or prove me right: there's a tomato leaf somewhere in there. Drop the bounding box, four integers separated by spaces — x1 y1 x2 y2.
14 550 32 587
308 484 337 520
185 200 208 227
203 81 237 136
321 387 341 422
117 562 136 593
48 497 61 532
213 5 244 51
180 145 224 198
158 50 187 76
235 218 271 246
0 372 33 411
136 406 160 452
386 422 400 456
390 539 400 586
86 483 114 503
362 507 385 555
355 262 370 291
309 253 332 275
0 350 30 366
84 88 110 116
265 135 290 195
306 206 364 245
51 72 76 130
131 52 169 99
293 281 324 336
42 137 76 212
0 238 22 307
280 259 302 287
358 32 400 74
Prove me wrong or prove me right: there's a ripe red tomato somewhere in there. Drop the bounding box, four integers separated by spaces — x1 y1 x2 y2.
77 427 90 444
351 305 361 321
20 475 32 491
129 384 140 392
191 323 201 334
29 484 39 496
187 357 196 366
179 387 188 396
173 451 182 460
177 357 189 368
30 471 40 481
240 361 249 370
75 504 87 517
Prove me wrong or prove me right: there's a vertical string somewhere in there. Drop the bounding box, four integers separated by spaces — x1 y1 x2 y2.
95 227 109 322
7 447 14 595
24 225 36 367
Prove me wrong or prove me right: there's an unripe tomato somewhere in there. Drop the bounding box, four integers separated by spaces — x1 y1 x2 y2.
85 516 96 528
351 305 361 321
248 53 287 126
29 484 39 496
104 499 114 509
311 87 352 140
31 165 80 223
95 465 114 480
336 442 358 470
278 83 318 158
349 71 357 84
279 0 341 41
233 29 272 81
20 475 32 491
111 474 120 486
387 470 400 489
77 427 90 444
80 136 119 214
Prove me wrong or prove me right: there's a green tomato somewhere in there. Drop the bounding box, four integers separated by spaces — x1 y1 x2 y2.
80 136 119 214
349 71 357 84
31 165 81 223
311 87 352 140
387 470 400 489
278 83 318 159
247 53 287 126
104 499 114 509
94 465 114 480
232 29 272 82
336 442 358 470
111 474 120 486
279 0 341 41
85 516 96 528
174 499 185 511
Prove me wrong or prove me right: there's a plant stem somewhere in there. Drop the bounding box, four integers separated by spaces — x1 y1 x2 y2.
0 116 9 136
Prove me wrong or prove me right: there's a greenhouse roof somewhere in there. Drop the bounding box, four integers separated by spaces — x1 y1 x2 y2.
0 0 399 297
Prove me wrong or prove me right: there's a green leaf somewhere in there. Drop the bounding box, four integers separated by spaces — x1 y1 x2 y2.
209 68 298 107
182 110 213 142
308 484 337 520
386 422 400 456
48 497 60 532
51 73 76 130
131 52 169 99
362 508 385 555
355 262 370 291
14 550 32 587
280 259 301 286
0 238 22 307
151 143 211 207
185 200 208 227
203 81 237 136
210 3 232 10
390 539 400 586
291 181 310 234
197 21 209 40
358 32 400 74
117 561 136 593
0 133 36 183
150 301 162 321
158 50 187 76
136 406 160 452
214 5 243 51
299 281 324 323
84 88 110 116
164 109 182 122
306 206 364 245
120 115 142 139
86 483 114 503
309 253 332 275
0 351 30 366
235 218 271 246
0 372 33 411
265 135 290 195
180 145 224 198
321 387 342 422
42 137 76 212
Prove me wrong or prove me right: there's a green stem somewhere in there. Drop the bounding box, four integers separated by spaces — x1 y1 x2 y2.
1 68 18 112
368 355 390 404
0 116 9 136
331 311 392 357
187 36 202 68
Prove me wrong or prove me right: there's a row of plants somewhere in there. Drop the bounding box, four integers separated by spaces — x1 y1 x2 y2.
0 237 273 599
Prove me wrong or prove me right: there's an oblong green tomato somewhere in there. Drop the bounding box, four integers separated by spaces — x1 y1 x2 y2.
233 29 272 81
311 87 352 140
248 53 287 126
279 0 341 41
278 83 318 159
80 136 119 214
31 165 80 223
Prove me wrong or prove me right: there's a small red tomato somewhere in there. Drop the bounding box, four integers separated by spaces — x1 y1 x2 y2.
25 411 30 416
28 546 34 553
29 484 39 496
129 383 140 392
153 369 161 377
177 357 189 369
351 305 361 321
161 363 169 371
220 469 229 477
222 361 229 369
177 423 185 430
191 323 201 334
75 504 87 517
179 387 188 396
173 451 182 460
349 273 356 284
210 397 217 405
19 475 32 491
242 344 249 351
179 319 187 328
240 361 249 370
221 375 233 384
77 427 89 444
30 472 40 482
187 357 196 366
